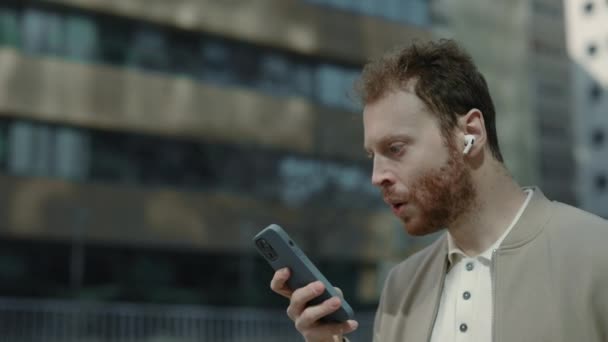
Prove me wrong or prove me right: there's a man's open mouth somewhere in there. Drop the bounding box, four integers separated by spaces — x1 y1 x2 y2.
391 202 405 211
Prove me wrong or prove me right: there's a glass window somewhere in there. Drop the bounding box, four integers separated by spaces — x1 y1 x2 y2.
537 81 564 97
0 240 70 298
0 120 8 169
278 156 376 207
8 121 40 176
0 118 375 208
64 14 98 61
233 44 262 87
291 62 314 98
0 7 20 47
587 43 598 56
169 33 202 77
201 38 234 84
0 237 374 308
591 129 604 147
402 0 429 26
2 2 363 112
89 133 139 184
302 0 429 26
22 8 64 56
384 0 403 21
98 17 131 66
595 173 607 192
316 65 360 111
341 69 361 112
259 52 291 95
54 127 90 181
306 0 430 25
316 64 342 108
532 0 561 17
28 124 54 176
590 82 602 102
355 0 380 17
127 26 169 71
6 120 90 180
327 0 350 8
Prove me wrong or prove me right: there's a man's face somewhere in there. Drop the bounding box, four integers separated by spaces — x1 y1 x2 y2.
363 89 476 235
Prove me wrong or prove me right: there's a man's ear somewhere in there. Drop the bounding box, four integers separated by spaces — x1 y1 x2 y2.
458 108 487 156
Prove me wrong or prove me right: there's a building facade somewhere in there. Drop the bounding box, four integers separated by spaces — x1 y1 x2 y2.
565 0 608 218
0 0 431 309
431 0 585 207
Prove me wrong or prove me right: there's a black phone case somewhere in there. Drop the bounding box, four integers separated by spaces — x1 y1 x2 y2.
253 224 354 322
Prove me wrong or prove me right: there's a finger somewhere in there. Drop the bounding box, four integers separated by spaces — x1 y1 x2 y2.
270 268 292 298
295 296 342 331
300 320 359 341
325 320 359 336
334 287 343 298
287 281 325 320
344 320 359 334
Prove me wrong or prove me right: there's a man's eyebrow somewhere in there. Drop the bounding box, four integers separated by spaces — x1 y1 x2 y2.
377 134 414 146
364 134 413 154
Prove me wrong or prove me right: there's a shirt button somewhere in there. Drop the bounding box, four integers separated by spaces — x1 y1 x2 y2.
460 323 468 332
463 291 471 300
465 262 474 271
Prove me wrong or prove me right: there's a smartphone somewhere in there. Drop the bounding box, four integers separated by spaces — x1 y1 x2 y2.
253 224 354 322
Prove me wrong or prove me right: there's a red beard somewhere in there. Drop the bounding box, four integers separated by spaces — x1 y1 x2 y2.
396 139 476 236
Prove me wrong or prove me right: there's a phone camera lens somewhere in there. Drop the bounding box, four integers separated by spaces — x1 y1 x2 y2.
256 239 268 249
256 238 277 261
288 240 294 247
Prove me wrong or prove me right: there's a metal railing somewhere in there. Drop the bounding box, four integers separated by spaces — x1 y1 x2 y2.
0 297 374 342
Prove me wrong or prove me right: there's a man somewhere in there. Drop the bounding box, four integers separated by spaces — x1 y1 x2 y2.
270 39 608 341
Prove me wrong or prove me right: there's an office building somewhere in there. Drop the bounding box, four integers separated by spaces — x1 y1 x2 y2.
431 0 579 205
0 0 431 308
565 0 608 218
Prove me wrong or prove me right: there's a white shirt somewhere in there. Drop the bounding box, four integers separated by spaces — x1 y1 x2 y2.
430 189 533 342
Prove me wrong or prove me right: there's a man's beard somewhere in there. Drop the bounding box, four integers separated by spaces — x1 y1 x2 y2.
400 138 476 236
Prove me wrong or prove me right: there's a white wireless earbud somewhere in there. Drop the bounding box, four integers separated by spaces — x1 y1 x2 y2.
463 135 476 155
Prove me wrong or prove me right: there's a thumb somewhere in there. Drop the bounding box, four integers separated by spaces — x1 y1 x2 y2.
334 287 344 298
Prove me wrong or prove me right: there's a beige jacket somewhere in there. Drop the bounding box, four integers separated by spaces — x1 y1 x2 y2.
371 188 608 341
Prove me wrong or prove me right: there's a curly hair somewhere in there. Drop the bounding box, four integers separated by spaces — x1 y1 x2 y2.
355 39 503 162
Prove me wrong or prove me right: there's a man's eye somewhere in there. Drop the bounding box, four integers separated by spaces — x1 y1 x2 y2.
389 144 404 155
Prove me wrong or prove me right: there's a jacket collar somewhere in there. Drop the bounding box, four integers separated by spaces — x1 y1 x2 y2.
499 186 553 249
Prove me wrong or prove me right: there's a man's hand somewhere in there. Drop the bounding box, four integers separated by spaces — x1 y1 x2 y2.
270 267 359 342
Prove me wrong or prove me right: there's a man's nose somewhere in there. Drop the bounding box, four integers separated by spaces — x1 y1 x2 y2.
371 156 394 188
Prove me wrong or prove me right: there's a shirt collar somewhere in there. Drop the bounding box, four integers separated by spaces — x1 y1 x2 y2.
447 189 534 266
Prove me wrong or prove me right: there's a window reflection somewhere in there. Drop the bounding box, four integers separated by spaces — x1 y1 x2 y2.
301 0 430 26
279 156 375 207
168 33 201 77
259 52 292 95
0 2 361 112
201 38 233 84
98 16 130 66
0 238 373 308
0 7 20 46
128 25 169 70
6 121 89 180
65 14 98 61
22 8 64 55
1 118 379 209
316 64 360 112
0 120 8 169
